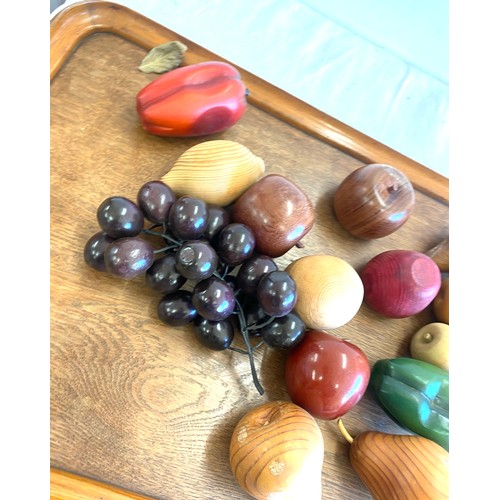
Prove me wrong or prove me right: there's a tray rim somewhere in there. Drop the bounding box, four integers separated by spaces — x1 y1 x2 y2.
50 0 449 204
50 467 156 499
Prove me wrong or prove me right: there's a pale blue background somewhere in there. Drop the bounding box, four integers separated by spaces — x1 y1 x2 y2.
51 0 449 178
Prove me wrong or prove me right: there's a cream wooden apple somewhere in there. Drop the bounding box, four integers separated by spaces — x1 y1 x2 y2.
410 322 449 371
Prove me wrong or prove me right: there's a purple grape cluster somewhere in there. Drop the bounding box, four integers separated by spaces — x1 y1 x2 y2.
83 180 306 394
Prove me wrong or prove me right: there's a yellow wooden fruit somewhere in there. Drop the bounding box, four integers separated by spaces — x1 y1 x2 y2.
338 420 449 500
229 401 324 500
410 322 449 371
161 139 265 206
286 254 364 329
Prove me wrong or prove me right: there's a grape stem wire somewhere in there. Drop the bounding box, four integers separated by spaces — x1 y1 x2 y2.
153 244 179 254
141 226 181 247
247 315 275 331
234 297 265 395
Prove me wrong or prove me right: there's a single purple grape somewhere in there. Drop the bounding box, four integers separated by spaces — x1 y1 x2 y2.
192 276 235 321
175 240 218 281
137 180 176 224
257 270 297 317
260 312 306 349
204 204 231 242
157 290 198 327
145 252 187 293
216 223 256 266
236 254 278 294
168 196 208 240
104 237 155 279
83 230 115 271
97 196 144 238
193 317 234 350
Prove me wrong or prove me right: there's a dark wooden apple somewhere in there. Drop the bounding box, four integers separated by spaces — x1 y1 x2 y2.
360 249 441 318
285 330 370 420
230 174 315 257
332 163 415 239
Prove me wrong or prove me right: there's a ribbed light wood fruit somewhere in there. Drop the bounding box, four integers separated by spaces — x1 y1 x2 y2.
229 401 324 500
286 254 364 329
161 139 265 206
338 420 449 500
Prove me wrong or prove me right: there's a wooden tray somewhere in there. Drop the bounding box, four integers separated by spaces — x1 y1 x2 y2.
50 2 449 499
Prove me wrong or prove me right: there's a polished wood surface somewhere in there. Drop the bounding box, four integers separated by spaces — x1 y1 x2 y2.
50 2 449 499
51 468 155 499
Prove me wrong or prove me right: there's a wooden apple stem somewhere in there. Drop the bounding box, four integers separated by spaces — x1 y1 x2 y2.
337 419 354 444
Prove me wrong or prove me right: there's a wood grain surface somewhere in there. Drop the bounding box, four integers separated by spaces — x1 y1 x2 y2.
51 468 155 499
50 2 449 499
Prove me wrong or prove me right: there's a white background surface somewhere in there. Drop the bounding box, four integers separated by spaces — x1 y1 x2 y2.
51 0 449 178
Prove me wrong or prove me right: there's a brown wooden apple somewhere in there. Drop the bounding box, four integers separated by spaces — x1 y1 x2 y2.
333 163 415 239
230 174 315 257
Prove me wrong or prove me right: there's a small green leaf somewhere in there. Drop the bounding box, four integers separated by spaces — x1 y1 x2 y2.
139 41 188 74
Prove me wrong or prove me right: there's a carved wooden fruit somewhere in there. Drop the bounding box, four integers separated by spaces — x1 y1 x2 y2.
338 420 449 500
229 401 324 500
433 276 449 324
161 140 265 206
360 249 441 318
410 322 449 371
426 237 449 273
332 163 415 239
230 174 315 257
286 254 364 329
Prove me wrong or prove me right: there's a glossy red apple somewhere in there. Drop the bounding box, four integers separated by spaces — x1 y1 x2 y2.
285 330 370 420
360 249 441 318
332 163 415 239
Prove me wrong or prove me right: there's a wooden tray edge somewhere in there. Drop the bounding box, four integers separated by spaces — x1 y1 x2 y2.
50 0 448 204
50 467 156 500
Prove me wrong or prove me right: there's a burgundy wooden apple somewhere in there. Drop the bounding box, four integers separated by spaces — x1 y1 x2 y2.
230 174 315 257
360 249 441 318
285 330 370 420
332 163 415 239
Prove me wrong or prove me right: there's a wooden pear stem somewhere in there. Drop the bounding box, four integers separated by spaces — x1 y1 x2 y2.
337 419 354 444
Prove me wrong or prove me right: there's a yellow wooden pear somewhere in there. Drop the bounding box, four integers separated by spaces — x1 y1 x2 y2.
338 419 449 499
161 140 265 206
